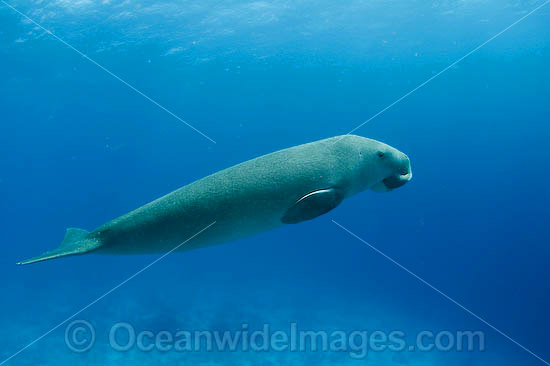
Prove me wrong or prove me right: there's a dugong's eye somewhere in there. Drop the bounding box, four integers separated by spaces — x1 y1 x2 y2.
377 151 385 158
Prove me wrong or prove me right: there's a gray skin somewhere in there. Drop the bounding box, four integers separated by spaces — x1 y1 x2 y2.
18 135 412 265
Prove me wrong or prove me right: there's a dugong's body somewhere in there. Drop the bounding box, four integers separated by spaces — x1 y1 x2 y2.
19 135 411 265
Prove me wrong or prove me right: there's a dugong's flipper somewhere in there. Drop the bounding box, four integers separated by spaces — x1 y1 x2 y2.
281 188 344 224
17 228 101 265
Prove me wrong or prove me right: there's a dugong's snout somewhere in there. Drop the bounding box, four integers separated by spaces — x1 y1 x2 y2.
383 153 412 190
383 173 410 189
369 150 412 192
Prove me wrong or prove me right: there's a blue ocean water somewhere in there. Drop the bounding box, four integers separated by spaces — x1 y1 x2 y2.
1 0 549 365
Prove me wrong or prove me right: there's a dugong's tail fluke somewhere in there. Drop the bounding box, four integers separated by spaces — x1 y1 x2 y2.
17 228 101 265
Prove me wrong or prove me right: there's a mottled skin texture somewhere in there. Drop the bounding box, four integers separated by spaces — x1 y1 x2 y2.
93 135 411 254
19 135 412 264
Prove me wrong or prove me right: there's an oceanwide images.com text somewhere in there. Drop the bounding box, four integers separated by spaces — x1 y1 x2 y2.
65 320 485 359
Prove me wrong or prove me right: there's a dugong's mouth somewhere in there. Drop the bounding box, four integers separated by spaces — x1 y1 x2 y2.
383 171 412 190
370 169 412 192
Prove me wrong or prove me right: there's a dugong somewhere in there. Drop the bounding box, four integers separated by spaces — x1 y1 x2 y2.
18 135 412 265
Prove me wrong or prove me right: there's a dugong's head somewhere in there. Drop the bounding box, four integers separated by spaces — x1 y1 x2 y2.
368 144 412 192
341 135 412 193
